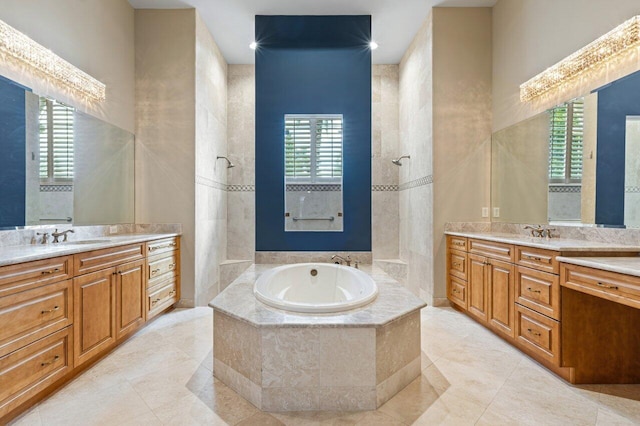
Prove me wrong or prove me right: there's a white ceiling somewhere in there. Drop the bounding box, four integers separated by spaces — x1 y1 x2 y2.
128 0 497 64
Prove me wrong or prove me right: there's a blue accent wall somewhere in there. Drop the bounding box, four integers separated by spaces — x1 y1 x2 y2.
255 15 372 251
595 70 640 226
0 76 27 228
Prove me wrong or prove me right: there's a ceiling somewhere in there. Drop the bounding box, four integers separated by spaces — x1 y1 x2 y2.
128 0 497 64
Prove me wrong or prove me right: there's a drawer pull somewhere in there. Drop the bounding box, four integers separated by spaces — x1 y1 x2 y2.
151 268 161 276
149 242 177 251
452 289 460 294
452 262 460 267
526 287 542 294
526 328 542 337
41 305 60 314
524 255 543 262
41 355 60 366
453 242 464 247
41 268 61 275
482 260 491 266
596 282 619 290
151 298 162 306
168 263 176 270
169 290 176 296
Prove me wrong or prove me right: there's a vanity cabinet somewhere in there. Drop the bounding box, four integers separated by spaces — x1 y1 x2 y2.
0 235 181 423
146 237 180 320
447 235 562 370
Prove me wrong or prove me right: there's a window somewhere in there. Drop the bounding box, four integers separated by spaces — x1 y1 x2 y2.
39 98 74 181
285 114 342 182
548 98 584 183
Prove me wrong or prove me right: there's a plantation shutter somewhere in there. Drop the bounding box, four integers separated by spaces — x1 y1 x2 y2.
285 115 343 182
285 117 311 178
548 98 583 183
315 117 342 179
39 98 74 181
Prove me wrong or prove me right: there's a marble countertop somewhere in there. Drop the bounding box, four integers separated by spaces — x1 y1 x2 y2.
445 231 640 252
557 256 640 278
0 233 180 267
209 264 427 328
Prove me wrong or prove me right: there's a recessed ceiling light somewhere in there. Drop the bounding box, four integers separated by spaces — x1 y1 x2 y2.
249 41 257 50
369 41 379 50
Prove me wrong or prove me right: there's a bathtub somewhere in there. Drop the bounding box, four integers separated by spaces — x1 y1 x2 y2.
254 263 378 313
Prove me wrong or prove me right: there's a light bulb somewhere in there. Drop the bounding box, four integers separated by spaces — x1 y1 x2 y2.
369 41 378 50
249 41 257 50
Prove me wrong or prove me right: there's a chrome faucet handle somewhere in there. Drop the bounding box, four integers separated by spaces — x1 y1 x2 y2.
523 225 543 237
353 260 360 269
545 228 556 239
36 232 50 244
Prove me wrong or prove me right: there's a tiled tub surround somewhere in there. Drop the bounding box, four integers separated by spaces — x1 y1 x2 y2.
209 264 426 411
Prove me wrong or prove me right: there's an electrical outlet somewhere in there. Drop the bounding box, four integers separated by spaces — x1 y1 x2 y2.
109 225 118 234
481 207 489 218
493 207 500 218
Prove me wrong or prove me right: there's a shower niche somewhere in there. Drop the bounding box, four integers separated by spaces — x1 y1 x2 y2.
284 114 344 232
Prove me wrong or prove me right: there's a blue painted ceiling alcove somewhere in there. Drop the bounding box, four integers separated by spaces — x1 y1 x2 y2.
255 15 372 251
594 69 640 227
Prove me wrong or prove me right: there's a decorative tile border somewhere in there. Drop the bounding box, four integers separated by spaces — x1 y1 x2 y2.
285 184 342 192
40 184 73 192
372 184 399 192
228 184 255 192
625 186 640 193
549 185 581 193
399 175 433 191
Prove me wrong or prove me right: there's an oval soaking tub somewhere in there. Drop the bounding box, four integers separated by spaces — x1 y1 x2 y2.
254 263 378 313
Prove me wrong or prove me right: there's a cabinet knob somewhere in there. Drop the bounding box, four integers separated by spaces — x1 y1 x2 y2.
41 355 60 367
526 328 542 337
41 305 60 314
526 287 542 294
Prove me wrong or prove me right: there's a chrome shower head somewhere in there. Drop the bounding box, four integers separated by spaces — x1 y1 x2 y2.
391 155 410 166
217 156 235 169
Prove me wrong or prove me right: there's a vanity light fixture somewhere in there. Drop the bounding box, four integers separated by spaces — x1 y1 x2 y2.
369 40 379 50
0 19 106 102
250 41 258 50
520 15 640 102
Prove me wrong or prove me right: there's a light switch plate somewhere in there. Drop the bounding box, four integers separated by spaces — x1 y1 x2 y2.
482 207 489 218
493 207 500 218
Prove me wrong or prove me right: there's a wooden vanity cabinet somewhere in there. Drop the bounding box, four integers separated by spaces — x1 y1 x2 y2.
0 236 181 423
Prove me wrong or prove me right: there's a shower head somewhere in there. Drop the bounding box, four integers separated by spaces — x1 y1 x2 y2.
217 156 235 169
391 155 410 166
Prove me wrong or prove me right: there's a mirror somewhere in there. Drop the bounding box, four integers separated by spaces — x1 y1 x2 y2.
284 114 343 232
0 76 134 229
491 68 640 228
625 116 640 228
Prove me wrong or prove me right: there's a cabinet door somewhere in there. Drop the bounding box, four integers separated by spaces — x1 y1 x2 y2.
468 254 489 322
74 269 116 368
116 260 146 341
488 259 515 339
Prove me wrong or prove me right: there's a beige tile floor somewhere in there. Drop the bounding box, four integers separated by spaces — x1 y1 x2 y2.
10 306 640 426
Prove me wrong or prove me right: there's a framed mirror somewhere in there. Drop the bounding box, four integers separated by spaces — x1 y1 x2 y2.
284 114 343 232
0 75 134 229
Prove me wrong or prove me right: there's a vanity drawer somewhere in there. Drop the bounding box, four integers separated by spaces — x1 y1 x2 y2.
447 249 468 281
0 256 72 298
147 252 179 288
447 236 468 252
516 266 560 320
469 239 514 262
448 276 467 310
561 263 640 310
515 304 561 366
0 280 73 358
147 237 179 256
74 244 144 276
516 246 559 274
147 278 179 320
0 327 73 419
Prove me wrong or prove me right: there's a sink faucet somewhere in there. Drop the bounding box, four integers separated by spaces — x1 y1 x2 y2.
36 232 49 244
524 225 544 238
52 228 75 243
331 254 351 266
